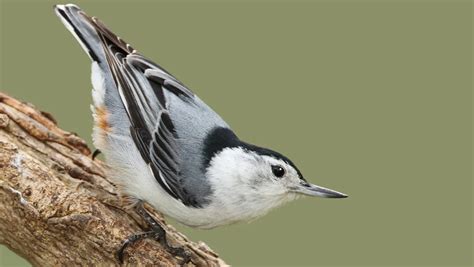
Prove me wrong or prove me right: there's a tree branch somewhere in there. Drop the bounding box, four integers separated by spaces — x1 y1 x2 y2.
0 92 226 266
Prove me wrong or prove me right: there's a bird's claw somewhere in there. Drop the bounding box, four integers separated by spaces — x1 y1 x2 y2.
116 230 154 263
116 231 190 265
116 239 129 263
116 201 191 265
156 234 191 265
91 149 101 160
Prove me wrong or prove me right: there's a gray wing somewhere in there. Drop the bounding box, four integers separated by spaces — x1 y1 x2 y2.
84 15 204 207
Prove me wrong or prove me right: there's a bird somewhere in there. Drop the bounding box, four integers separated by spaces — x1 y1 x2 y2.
54 3 348 263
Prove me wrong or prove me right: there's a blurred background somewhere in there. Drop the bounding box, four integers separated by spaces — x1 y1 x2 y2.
0 0 472 266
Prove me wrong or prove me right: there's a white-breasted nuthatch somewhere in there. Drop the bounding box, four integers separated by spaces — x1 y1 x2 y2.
54 4 348 263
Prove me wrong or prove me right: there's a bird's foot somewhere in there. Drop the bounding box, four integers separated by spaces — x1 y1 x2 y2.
116 201 190 265
91 149 101 160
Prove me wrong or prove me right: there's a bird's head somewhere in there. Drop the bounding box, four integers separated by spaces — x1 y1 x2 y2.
234 143 347 199
205 142 347 223
255 153 348 199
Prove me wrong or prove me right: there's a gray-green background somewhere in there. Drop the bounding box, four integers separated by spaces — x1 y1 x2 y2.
1 0 472 266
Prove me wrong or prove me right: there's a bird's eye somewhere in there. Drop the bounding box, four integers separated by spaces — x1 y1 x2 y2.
271 165 285 178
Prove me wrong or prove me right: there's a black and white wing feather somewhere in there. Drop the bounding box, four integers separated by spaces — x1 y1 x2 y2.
83 15 201 207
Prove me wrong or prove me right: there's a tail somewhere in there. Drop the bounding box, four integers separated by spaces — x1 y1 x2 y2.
53 4 131 149
54 4 104 62
54 4 136 63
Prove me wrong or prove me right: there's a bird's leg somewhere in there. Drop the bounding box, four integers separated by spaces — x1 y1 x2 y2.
117 201 190 264
135 203 190 263
91 149 101 160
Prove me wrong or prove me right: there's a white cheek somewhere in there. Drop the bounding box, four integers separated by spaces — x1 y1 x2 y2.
203 148 296 225
285 173 302 186
208 149 251 182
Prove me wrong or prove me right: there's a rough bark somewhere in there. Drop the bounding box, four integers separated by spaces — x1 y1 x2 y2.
0 92 227 266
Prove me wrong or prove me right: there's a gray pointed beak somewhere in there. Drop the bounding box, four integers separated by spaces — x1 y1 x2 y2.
294 181 348 198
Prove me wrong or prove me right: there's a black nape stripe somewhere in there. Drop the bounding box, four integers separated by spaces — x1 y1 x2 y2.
202 127 240 169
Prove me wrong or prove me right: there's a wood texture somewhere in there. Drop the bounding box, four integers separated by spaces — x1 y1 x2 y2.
0 92 227 266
